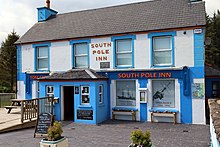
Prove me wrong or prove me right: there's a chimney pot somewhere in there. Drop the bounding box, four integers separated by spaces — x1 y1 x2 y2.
46 0 50 8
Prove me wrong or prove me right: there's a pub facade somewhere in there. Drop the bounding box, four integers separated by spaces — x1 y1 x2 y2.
16 0 206 124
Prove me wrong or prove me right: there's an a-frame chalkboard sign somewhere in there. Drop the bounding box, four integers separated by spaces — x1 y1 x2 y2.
34 112 53 138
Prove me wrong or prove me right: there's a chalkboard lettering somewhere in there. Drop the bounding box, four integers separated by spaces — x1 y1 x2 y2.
35 112 52 136
77 110 93 120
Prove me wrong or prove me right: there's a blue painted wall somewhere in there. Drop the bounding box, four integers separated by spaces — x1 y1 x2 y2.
194 29 205 67
138 79 148 122
39 80 108 124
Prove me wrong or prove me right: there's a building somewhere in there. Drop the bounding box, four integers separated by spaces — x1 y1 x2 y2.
16 0 206 124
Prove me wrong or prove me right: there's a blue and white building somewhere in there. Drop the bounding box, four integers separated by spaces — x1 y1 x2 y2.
16 0 206 124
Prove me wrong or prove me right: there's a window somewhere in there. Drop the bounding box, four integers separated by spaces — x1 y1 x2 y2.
46 86 54 97
152 80 175 108
99 85 103 104
153 36 172 66
37 82 40 98
116 39 132 67
212 82 220 98
116 80 136 106
37 46 49 70
74 43 88 68
81 86 90 104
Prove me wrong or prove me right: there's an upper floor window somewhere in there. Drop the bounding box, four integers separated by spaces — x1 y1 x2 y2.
112 35 136 68
116 39 132 67
37 46 49 70
148 31 176 67
70 39 90 69
74 43 88 68
153 36 172 66
33 43 51 71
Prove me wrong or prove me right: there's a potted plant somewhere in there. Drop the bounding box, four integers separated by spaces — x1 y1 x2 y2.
129 129 152 147
40 121 68 147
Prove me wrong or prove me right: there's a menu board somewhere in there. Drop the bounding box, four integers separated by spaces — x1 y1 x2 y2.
34 112 53 137
77 110 93 120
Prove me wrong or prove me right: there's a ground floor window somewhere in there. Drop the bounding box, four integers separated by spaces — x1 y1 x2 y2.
152 80 175 108
116 80 136 106
99 85 103 104
81 86 90 104
46 86 54 97
212 81 220 97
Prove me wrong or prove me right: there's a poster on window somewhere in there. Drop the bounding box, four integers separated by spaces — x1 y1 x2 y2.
153 80 175 108
192 83 205 99
116 81 136 106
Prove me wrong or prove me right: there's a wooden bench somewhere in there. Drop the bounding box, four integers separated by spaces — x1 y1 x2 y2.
149 108 178 124
112 107 138 121
4 106 19 114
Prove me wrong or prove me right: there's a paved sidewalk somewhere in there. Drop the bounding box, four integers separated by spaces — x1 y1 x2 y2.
0 120 210 147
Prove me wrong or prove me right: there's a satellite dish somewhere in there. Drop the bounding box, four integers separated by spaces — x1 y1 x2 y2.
205 37 211 45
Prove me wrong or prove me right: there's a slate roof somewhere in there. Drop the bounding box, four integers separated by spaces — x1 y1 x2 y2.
205 65 220 77
38 69 107 80
17 0 206 44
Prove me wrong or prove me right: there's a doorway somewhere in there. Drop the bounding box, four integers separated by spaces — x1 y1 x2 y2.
63 86 74 121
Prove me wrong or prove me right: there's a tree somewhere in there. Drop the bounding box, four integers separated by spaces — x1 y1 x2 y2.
0 31 19 92
205 10 220 67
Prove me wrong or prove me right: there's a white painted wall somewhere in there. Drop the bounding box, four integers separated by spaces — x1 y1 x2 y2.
50 41 72 71
90 38 113 70
17 81 25 100
22 44 34 72
192 78 206 124
175 30 194 67
135 34 149 69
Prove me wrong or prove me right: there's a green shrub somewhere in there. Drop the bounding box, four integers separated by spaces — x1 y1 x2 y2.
47 121 63 141
130 129 152 147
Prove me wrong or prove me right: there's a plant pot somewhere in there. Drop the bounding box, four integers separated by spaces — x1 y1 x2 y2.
40 137 68 147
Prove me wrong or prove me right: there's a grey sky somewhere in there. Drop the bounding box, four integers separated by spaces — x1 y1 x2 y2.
0 0 219 45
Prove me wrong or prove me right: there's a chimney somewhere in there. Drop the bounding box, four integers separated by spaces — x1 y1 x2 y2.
37 0 57 22
46 0 50 8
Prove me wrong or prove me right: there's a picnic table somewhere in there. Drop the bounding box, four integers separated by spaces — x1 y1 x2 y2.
4 99 23 113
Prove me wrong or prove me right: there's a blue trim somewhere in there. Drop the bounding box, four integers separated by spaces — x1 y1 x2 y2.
33 42 51 72
69 39 91 68
111 35 136 69
16 45 22 80
148 31 176 68
138 79 148 122
194 29 205 67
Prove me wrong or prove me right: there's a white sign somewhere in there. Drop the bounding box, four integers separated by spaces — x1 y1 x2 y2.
194 29 202 34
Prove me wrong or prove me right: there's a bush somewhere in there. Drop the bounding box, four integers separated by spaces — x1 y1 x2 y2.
130 129 152 147
47 121 63 141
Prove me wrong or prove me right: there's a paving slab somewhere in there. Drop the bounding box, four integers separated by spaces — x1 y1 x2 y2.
0 120 210 147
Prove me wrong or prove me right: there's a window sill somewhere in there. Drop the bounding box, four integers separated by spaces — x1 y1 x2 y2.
78 105 92 108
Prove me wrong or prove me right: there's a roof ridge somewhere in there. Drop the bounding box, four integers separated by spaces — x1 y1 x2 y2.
57 0 157 16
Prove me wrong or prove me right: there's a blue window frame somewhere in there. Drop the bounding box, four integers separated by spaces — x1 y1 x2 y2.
33 42 51 71
148 31 176 67
111 35 136 68
70 39 91 68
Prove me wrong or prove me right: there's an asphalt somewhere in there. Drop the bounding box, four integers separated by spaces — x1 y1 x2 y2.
0 120 210 147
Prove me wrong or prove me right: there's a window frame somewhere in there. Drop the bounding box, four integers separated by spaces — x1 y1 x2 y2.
212 81 220 98
152 79 175 108
81 86 90 105
148 31 176 68
33 43 51 71
70 39 91 69
111 35 136 68
99 85 103 104
116 80 136 107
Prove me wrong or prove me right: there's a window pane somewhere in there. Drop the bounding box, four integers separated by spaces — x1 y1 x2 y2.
152 80 175 108
82 95 90 103
153 51 171 65
38 47 48 57
75 56 88 67
38 59 48 69
117 53 132 66
75 43 87 55
116 80 136 106
117 39 131 52
154 37 171 50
